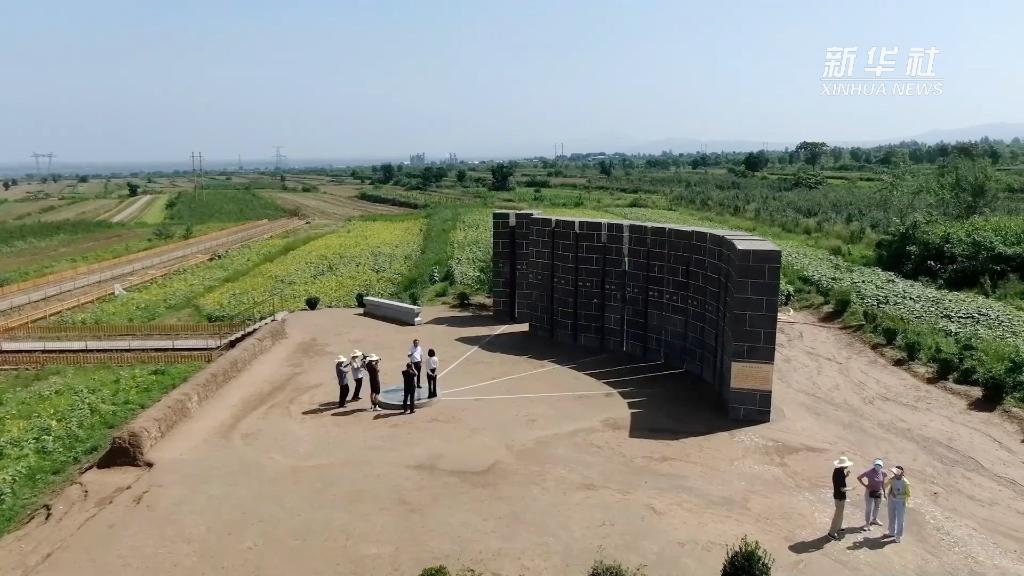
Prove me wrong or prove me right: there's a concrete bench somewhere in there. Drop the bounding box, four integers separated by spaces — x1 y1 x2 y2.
362 297 423 326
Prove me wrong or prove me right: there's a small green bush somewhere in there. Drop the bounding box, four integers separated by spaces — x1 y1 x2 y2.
588 558 647 576
721 535 774 576
897 327 928 361
419 566 451 576
305 295 320 310
456 291 471 307
872 313 903 345
355 292 366 308
925 337 959 380
829 287 853 315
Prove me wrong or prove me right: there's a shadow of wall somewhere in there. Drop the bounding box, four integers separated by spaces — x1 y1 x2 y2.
492 211 780 422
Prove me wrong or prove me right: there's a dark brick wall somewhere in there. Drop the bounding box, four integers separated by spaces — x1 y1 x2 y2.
491 211 780 422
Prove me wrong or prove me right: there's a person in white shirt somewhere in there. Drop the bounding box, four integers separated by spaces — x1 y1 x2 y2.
349 350 365 402
426 348 439 398
408 339 423 389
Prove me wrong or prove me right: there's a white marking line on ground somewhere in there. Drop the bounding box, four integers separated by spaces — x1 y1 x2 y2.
439 323 511 378
600 368 686 383
580 360 661 374
442 389 633 401
441 354 606 395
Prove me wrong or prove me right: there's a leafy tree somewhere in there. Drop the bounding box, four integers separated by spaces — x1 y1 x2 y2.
795 141 830 169
489 161 516 191
721 536 774 576
1 181 9 191
455 168 467 184
597 159 614 178
742 151 768 173
689 154 709 170
830 146 844 165
126 181 141 197
790 168 826 190
937 156 1000 218
10 178 17 186
879 152 922 228
378 163 396 184
77 175 89 183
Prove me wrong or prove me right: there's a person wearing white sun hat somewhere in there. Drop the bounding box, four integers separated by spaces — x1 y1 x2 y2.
350 350 365 402
857 458 888 531
335 354 350 408
883 465 911 543
829 456 854 540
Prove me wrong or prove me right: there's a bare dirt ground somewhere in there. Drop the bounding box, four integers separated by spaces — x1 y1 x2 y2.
271 191 409 221
2 308 1022 576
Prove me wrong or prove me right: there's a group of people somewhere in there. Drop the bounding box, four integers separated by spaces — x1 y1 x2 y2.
334 338 440 414
830 456 912 543
334 350 383 410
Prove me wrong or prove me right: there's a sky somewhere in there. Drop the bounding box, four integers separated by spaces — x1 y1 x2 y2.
1 0 1022 164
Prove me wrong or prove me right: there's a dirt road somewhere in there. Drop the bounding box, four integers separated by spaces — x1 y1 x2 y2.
1 309 1021 576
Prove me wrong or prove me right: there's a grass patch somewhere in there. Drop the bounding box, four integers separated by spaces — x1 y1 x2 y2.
0 363 203 535
167 189 287 224
138 194 168 224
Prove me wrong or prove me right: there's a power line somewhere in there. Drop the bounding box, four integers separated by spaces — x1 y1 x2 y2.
273 146 287 171
190 151 205 199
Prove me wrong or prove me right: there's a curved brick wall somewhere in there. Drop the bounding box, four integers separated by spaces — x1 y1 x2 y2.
491 211 781 422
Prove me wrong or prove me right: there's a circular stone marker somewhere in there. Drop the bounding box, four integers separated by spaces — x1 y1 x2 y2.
377 384 438 410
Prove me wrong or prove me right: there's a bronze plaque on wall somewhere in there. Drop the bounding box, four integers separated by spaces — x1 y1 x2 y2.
731 361 773 391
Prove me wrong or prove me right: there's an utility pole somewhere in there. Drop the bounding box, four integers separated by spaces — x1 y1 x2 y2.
238 154 243 171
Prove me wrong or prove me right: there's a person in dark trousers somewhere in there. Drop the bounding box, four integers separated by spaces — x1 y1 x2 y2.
350 350 365 402
335 354 350 408
426 348 439 399
408 338 423 388
829 456 853 540
365 353 382 411
402 362 417 414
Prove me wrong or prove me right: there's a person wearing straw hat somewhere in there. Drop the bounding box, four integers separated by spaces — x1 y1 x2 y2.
350 350 365 402
857 458 888 531
883 465 911 543
335 354 351 408
365 353 382 411
828 456 854 540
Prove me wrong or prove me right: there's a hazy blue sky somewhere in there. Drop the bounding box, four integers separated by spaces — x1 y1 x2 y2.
2 0 1021 163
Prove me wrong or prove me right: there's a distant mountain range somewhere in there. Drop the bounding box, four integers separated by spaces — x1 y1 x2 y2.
624 122 1024 154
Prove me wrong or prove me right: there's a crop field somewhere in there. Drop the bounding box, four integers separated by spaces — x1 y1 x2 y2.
269 191 408 221
198 217 424 320
0 363 203 535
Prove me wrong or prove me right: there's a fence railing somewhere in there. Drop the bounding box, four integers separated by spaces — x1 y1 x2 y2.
0 351 217 367
0 322 249 339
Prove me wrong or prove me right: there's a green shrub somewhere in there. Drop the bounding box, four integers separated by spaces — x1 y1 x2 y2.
872 313 903 345
840 302 865 326
587 558 647 576
305 295 320 310
721 535 774 576
778 281 794 306
829 287 853 315
419 566 451 576
356 292 366 308
456 291 471 307
897 327 928 361
925 336 959 380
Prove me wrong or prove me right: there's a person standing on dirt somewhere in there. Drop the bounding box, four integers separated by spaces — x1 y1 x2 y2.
409 339 423 388
426 348 439 399
335 354 351 408
402 361 418 414
883 465 911 543
365 353 382 411
350 350 365 402
857 458 887 531
828 456 853 540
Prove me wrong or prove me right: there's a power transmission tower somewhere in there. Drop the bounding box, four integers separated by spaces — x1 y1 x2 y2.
30 152 54 176
273 146 286 171
190 151 205 199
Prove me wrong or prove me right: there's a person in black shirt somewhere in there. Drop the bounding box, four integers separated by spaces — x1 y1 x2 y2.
829 456 853 540
401 362 418 414
365 353 382 411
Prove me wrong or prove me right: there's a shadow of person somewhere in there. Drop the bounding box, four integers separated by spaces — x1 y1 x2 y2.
372 412 405 420
847 535 894 551
302 403 341 415
329 409 362 417
787 534 835 554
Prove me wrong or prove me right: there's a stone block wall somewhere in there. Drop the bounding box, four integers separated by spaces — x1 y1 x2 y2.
492 211 780 422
